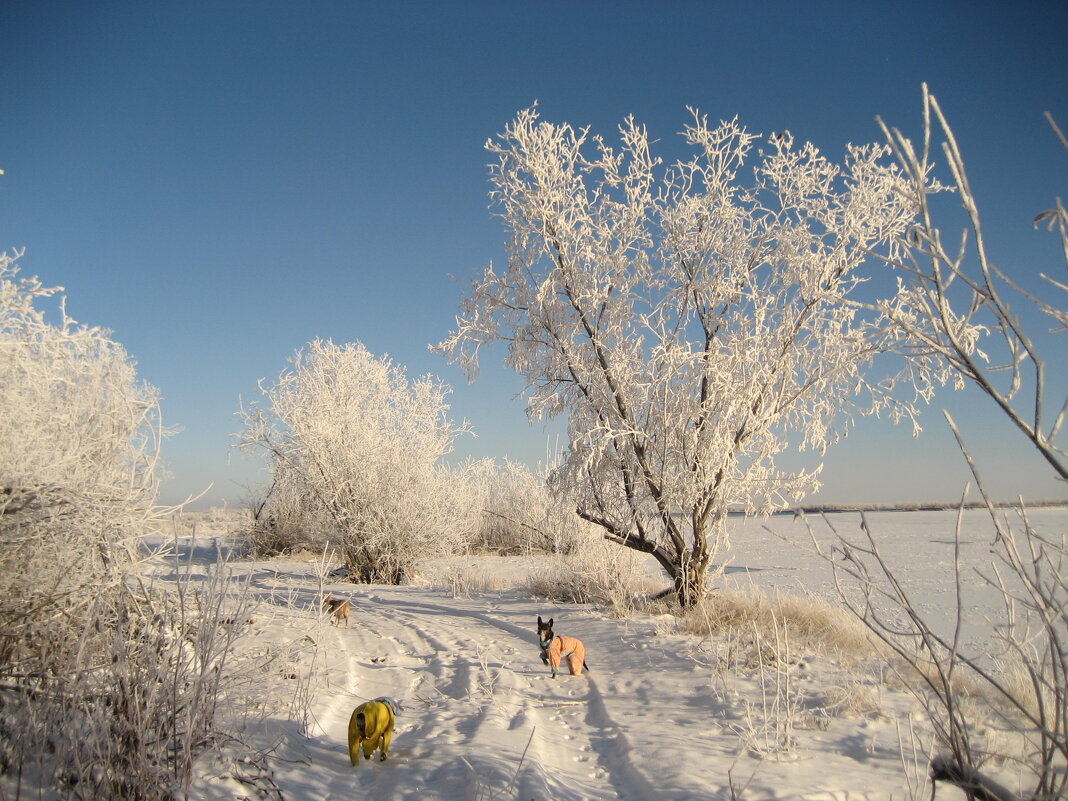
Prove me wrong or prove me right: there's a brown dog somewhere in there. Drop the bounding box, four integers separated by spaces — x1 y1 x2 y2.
322 595 350 627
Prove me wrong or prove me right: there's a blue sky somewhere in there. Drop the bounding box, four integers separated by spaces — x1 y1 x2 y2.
2 1 1065 508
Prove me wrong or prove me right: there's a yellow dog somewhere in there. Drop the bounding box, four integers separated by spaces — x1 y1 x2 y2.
348 697 402 764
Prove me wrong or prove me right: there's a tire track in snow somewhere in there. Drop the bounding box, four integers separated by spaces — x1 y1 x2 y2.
363 590 660 801
280 592 460 801
345 588 503 763
584 677 661 801
369 593 571 797
360 592 481 704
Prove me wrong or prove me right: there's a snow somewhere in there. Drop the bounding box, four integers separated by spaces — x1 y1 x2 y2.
150 508 1066 801
721 509 1068 659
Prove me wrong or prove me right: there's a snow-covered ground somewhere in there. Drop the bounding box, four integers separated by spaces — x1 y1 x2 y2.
151 508 1066 801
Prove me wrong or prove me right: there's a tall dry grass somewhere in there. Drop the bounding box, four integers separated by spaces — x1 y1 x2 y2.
677 586 876 657
525 541 661 618
0 547 254 800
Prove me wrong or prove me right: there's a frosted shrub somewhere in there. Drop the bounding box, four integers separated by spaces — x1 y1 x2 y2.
440 106 946 606
473 458 587 555
0 252 246 799
242 469 323 556
0 254 161 616
0 250 161 668
527 539 655 617
239 339 477 583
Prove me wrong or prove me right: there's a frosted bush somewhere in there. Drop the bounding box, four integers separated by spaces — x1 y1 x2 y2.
0 250 162 666
1 251 247 799
239 339 478 583
472 457 588 555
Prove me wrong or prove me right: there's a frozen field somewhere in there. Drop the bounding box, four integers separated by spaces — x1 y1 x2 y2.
722 507 1068 658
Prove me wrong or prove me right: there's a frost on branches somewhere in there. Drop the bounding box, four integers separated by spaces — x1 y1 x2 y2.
0 251 206 800
239 339 476 584
438 107 949 606
873 86 1067 484
0 249 162 615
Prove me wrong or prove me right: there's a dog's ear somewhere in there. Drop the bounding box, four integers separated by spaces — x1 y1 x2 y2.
537 616 543 627
547 618 553 628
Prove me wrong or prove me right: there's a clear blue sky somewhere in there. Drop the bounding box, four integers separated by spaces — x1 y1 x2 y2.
3 1 1065 508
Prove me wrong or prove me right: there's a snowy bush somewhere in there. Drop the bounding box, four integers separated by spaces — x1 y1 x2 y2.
0 251 246 799
241 469 325 557
0 250 161 668
0 252 162 604
471 458 589 555
526 538 657 618
239 339 477 583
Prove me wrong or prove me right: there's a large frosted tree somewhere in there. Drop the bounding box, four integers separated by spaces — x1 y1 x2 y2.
439 107 944 606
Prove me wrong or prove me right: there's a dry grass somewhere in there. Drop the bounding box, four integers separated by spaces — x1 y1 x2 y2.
525 543 660 618
880 649 986 702
821 681 884 719
992 654 1059 724
444 563 510 597
677 585 877 657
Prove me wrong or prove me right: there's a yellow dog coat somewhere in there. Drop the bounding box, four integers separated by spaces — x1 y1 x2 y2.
348 698 398 764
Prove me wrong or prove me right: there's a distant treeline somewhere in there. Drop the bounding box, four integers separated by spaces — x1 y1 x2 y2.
744 499 1068 517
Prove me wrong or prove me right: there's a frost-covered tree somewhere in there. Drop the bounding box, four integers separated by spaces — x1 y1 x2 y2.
239 339 476 583
438 107 944 606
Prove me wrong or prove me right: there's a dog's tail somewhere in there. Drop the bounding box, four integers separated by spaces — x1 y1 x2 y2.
355 711 367 738
583 659 590 673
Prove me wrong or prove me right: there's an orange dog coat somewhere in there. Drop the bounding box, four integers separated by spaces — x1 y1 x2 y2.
543 634 586 676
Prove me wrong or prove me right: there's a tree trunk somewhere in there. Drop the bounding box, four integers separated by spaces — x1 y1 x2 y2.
673 558 706 608
579 507 712 607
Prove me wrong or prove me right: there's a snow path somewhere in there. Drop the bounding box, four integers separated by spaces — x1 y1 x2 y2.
183 563 918 801
179 554 754 801
169 511 1068 800
191 573 903 801
319 588 659 801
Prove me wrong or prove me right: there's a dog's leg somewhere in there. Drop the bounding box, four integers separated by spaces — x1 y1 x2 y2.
348 711 363 766
380 727 392 760
568 641 587 675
